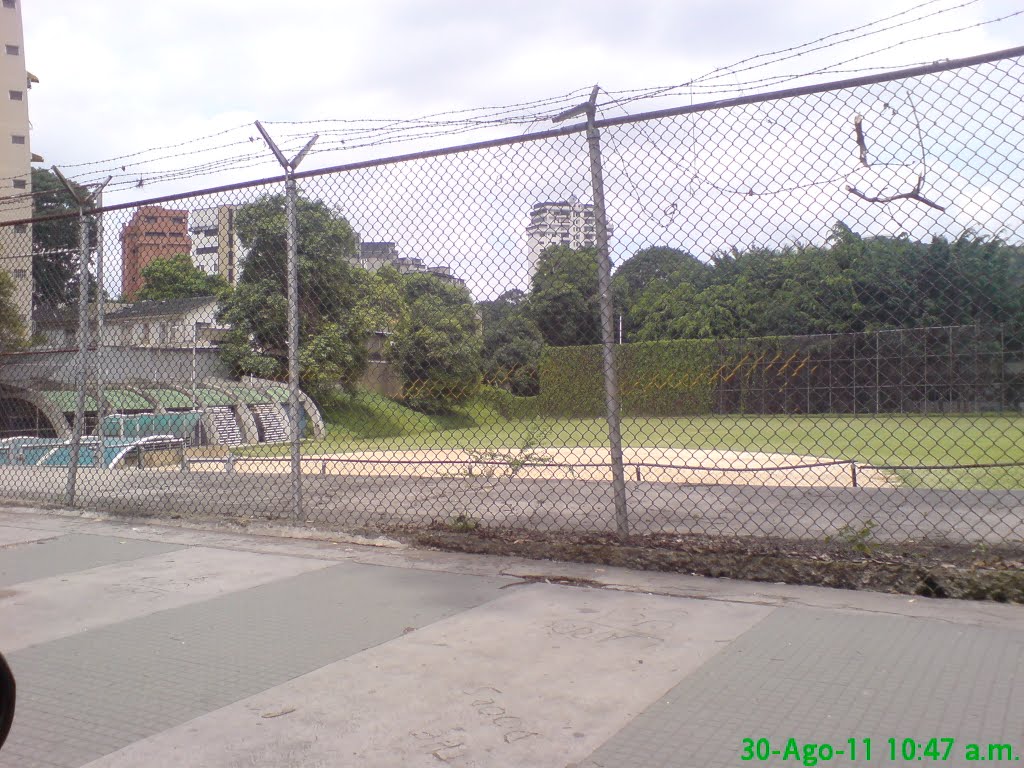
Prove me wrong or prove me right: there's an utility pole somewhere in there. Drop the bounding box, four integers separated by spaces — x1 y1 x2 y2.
254 121 318 525
52 168 110 506
553 86 629 536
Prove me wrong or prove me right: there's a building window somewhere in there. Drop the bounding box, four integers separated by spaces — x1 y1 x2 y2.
10 134 25 144
8 90 21 101
2 1 15 9
12 178 25 189
11 268 25 279
195 246 218 255
5 44 18 55
144 216 157 223
13 223 26 232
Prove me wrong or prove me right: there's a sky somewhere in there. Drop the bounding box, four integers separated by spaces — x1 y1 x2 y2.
17 0 1024 299
21 0 1024 201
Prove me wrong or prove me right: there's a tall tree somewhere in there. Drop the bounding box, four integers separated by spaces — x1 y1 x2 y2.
613 246 710 339
0 270 27 351
217 193 370 396
391 273 482 411
526 245 600 347
30 168 98 308
136 253 229 301
479 288 543 396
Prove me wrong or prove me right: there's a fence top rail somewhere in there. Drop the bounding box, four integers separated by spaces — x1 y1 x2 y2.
4 44 1022 230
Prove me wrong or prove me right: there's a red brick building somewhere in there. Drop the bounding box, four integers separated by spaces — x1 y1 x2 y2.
119 206 193 298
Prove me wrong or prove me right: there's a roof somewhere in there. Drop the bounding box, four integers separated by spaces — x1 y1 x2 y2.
105 296 219 322
32 306 77 328
33 296 220 329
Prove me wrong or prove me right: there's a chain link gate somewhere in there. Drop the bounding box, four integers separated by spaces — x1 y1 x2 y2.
0 47 1022 549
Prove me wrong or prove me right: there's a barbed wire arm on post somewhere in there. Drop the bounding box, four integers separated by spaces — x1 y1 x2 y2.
253 121 319 525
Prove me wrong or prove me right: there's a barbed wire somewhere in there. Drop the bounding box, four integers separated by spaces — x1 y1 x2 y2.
606 0 983 107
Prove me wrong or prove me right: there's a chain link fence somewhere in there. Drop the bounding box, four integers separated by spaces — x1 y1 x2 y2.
0 48 1022 547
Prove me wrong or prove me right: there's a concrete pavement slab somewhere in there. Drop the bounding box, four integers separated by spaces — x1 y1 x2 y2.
81 583 772 768
0 561 507 768
580 605 1024 767
0 534 182 587
0 546 336 651
0 526 58 548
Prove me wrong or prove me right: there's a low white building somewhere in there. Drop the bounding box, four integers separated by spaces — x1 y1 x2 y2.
34 296 224 350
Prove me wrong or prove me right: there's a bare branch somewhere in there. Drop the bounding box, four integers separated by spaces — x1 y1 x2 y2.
846 184 946 211
854 114 869 167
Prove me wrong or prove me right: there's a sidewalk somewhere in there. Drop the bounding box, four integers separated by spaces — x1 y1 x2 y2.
0 505 1021 768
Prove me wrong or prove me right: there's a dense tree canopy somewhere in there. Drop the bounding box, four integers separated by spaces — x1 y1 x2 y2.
617 225 1024 342
136 253 229 301
30 168 98 308
392 272 482 411
612 246 710 337
218 194 370 396
479 288 543 396
0 270 27 351
525 245 600 348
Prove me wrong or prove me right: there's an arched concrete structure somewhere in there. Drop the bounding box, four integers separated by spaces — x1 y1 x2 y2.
197 380 261 444
0 387 71 438
245 378 327 441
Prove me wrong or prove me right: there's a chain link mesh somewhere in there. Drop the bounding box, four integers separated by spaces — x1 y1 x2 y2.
0 52 1021 548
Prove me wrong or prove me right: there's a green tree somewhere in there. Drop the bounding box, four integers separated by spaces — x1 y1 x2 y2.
613 246 709 338
0 269 27 351
217 193 370 397
391 273 482 411
627 224 1024 343
526 245 600 347
30 168 98 308
479 288 543 396
136 253 229 301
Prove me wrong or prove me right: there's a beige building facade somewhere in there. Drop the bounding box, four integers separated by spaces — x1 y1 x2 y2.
0 0 35 332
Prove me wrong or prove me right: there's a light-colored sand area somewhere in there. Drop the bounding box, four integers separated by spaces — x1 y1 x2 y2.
192 446 896 487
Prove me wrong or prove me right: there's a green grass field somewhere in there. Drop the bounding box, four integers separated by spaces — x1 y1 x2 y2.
248 391 1024 490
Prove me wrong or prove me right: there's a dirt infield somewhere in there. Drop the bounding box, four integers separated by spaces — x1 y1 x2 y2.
193 447 897 488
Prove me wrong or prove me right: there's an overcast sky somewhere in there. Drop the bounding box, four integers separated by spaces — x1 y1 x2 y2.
21 0 1024 204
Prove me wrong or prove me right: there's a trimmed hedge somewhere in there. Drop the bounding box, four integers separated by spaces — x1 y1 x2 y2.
477 385 541 420
539 339 725 417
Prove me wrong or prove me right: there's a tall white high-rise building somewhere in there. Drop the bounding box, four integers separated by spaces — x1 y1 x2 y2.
526 197 596 275
0 0 36 332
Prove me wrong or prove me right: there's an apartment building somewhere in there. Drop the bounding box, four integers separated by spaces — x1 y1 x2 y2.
525 197 597 275
358 241 465 286
190 205 247 285
120 206 193 298
0 0 36 330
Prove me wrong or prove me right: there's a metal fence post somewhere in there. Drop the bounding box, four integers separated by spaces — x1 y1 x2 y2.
53 168 109 507
94 189 107 461
554 87 629 535
255 121 318 525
